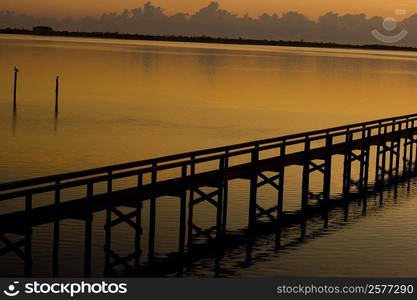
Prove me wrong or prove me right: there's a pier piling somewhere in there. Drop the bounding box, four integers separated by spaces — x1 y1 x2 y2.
13 67 19 111
55 76 59 114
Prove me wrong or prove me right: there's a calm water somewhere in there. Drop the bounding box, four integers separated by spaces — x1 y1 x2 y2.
1 34 417 277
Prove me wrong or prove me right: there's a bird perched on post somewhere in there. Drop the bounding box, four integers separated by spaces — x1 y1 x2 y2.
14 66 19 73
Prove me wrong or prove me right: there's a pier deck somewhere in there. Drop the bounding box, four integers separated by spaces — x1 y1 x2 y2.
2 113 417 276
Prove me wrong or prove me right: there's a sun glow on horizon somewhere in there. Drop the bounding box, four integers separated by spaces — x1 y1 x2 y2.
1 0 417 20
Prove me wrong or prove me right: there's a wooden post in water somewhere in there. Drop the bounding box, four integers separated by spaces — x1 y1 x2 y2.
13 67 19 111
84 183 93 278
134 174 143 269
375 125 382 184
301 139 311 211
177 165 187 275
277 143 286 218
380 126 388 188
342 132 353 197
358 126 366 191
394 139 401 180
388 141 394 181
148 163 157 265
55 76 59 114
248 145 259 232
187 156 196 247
221 151 229 237
409 122 414 174
403 120 410 177
363 129 371 194
322 135 333 202
215 158 224 242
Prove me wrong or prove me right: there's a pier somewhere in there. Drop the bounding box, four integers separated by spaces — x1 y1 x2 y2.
1 113 417 277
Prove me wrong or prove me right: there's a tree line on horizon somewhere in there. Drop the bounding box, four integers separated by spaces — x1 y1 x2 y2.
2 1 417 46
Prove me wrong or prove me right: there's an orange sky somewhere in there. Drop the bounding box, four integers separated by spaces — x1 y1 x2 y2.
1 0 416 19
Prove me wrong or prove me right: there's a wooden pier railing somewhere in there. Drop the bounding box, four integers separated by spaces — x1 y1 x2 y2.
2 113 417 277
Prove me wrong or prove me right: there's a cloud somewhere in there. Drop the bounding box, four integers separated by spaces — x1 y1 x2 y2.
1 1 416 46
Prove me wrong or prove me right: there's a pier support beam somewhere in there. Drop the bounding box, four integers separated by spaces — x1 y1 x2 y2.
301 140 311 211
0 232 32 277
188 185 224 245
300 137 334 211
247 144 286 230
55 76 59 115
322 136 333 203
84 184 94 278
343 129 371 196
13 67 18 111
104 174 143 275
148 164 157 265
342 132 353 197
375 136 402 189
248 147 259 231
103 205 143 274
403 134 417 177
188 157 226 247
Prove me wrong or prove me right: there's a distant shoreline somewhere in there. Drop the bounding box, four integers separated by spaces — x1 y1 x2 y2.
2 27 417 52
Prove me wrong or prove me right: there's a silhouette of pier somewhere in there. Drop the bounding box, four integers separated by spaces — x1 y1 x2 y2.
1 113 417 277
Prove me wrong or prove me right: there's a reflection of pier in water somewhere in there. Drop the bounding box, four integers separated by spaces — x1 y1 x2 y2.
189 179 411 278
2 113 417 277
